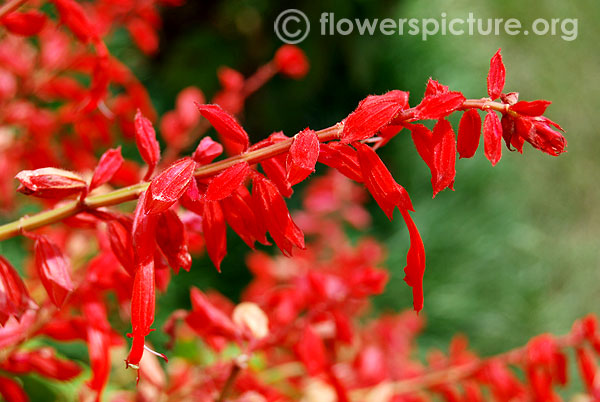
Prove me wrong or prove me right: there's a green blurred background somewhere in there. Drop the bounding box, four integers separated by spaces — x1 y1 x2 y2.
138 0 599 355
5 0 600 399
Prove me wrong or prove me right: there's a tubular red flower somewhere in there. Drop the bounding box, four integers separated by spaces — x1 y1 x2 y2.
401 209 426 313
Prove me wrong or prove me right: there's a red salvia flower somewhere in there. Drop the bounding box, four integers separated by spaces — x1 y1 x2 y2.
16 168 87 199
144 157 196 215
457 109 482 159
487 49 506 100
287 128 319 185
401 209 426 313
354 141 413 219
203 200 228 271
431 118 457 197
196 104 250 152
31 235 74 308
0 256 35 326
273 45 309 79
193 136 223 165
252 174 305 256
342 90 408 144
0 10 47 37
205 162 250 201
155 210 192 274
134 109 161 180
89 147 124 191
483 111 503 166
133 190 159 261
414 91 466 120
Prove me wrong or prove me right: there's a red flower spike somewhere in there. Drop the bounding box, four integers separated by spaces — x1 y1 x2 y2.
487 49 506 100
126 256 156 369
89 147 124 191
185 287 240 339
16 168 87 199
156 210 192 274
221 187 269 248
134 109 161 180
509 100 552 117
318 142 363 182
354 141 413 219
0 10 47 37
414 91 466 120
196 104 250 151
203 200 227 272
431 119 457 197
425 78 449 97
51 0 97 43
252 175 305 256
287 128 319 185
484 111 503 166
274 45 310 79
0 376 28 402
400 209 426 313
32 235 74 308
193 136 223 165
145 158 196 215
107 220 136 276
294 325 328 376
342 90 409 143
457 109 482 159
205 162 250 201
0 256 35 326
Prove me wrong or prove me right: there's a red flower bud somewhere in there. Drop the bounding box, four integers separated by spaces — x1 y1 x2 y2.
32 235 74 308
196 104 250 152
457 109 482 159
483 111 503 166
16 168 86 199
89 147 124 191
193 136 223 165
487 49 506 100
431 118 457 196
274 45 309 79
134 109 161 179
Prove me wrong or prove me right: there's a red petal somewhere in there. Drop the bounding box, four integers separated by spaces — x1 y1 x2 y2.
156 210 192 274
318 142 363 182
287 128 319 185
32 235 73 308
202 200 227 271
89 147 124 191
196 104 249 151
487 49 506 99
294 325 328 375
134 109 161 178
431 119 456 197
484 111 503 166
354 142 413 219
0 256 34 326
193 136 223 165
414 91 465 121
252 175 304 256
509 100 552 117
145 158 196 215
126 257 155 368
457 109 482 159
407 123 434 169
400 209 426 313
0 10 47 36
205 162 250 201
425 78 449 97
342 90 409 143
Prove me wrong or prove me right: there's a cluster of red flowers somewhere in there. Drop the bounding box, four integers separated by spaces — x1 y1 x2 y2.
0 0 580 401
